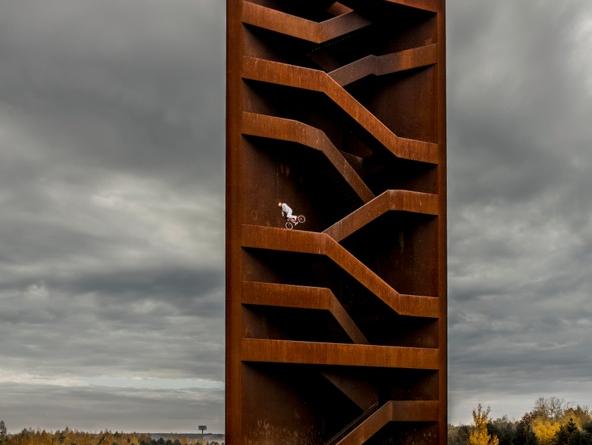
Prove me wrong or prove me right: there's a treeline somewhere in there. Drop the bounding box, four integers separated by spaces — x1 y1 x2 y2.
0 425 222 445
450 398 592 445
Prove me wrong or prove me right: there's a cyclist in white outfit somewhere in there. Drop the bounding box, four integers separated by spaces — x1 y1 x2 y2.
278 202 306 229
278 202 295 221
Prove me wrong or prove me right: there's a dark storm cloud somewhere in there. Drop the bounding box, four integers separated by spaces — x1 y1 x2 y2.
0 0 225 433
448 0 592 422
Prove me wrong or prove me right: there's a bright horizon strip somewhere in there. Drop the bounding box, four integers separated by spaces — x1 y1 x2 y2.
0 371 223 391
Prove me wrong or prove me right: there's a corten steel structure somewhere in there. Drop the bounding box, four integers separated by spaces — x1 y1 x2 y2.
226 0 446 444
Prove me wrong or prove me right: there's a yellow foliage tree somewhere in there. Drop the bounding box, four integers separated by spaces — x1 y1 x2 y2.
532 417 561 445
469 404 499 445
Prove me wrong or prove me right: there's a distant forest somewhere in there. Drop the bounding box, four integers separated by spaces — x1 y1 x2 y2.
0 427 222 445
450 398 592 445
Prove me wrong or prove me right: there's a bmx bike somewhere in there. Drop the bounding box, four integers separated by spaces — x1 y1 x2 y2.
285 215 306 230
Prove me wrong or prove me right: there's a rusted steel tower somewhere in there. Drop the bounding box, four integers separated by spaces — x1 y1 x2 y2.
226 1 446 444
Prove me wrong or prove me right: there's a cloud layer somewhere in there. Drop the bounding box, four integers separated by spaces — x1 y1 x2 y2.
0 0 591 432
448 0 592 423
0 0 225 433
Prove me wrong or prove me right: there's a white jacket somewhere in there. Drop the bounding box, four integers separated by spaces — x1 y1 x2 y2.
280 203 293 218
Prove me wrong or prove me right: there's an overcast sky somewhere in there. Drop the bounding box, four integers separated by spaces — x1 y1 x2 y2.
0 0 591 434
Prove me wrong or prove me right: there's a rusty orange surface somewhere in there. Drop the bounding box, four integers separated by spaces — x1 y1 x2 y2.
227 1 446 443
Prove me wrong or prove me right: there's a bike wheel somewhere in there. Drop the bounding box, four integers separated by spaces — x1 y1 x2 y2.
285 221 294 230
297 215 306 224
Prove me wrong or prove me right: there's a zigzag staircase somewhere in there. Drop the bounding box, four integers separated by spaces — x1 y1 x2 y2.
227 0 446 443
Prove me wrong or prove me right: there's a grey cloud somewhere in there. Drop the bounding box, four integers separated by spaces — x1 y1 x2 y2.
0 0 225 432
447 0 592 423
448 0 592 211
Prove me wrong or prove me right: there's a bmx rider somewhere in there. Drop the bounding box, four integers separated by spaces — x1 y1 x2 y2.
278 202 296 222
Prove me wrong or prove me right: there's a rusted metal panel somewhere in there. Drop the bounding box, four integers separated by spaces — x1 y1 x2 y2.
227 0 446 443
328 44 438 87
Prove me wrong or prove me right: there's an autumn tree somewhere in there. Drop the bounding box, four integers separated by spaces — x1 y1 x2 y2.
469 405 499 445
533 417 562 445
